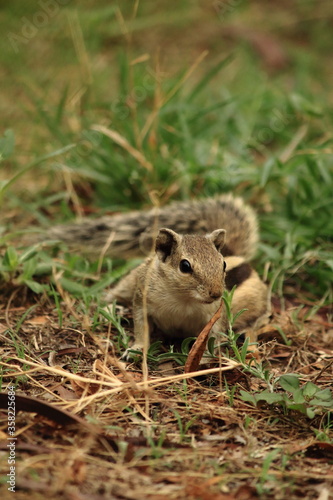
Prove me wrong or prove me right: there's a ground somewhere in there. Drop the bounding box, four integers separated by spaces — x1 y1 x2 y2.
0 1 333 499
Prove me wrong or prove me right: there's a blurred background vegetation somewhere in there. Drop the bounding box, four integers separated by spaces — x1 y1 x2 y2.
0 0 332 302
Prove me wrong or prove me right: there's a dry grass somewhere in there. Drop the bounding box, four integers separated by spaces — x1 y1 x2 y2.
1 2 333 498
1 291 332 500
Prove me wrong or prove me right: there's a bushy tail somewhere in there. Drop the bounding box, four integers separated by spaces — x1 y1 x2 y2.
48 194 258 260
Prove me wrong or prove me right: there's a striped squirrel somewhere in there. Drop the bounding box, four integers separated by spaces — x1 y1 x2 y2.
49 195 268 356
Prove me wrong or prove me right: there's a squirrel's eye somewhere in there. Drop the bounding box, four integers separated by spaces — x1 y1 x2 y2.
223 261 227 272
179 259 192 273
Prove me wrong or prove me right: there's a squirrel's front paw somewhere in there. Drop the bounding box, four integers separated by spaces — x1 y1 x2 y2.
121 343 144 361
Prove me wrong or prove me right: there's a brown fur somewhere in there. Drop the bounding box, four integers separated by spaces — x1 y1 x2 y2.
49 194 258 260
106 231 268 358
48 194 268 356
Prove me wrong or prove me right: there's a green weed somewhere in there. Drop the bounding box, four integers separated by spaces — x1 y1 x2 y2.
1 3 333 498
219 289 333 419
255 448 282 496
240 375 333 420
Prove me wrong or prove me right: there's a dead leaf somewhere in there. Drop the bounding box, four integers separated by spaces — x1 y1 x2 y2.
48 351 58 367
305 442 333 461
56 384 79 401
70 372 100 397
0 392 96 430
26 315 50 325
288 441 333 461
185 301 223 373
257 323 293 343
185 479 235 500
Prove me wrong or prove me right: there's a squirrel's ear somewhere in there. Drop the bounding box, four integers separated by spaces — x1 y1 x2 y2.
155 228 181 262
207 229 226 253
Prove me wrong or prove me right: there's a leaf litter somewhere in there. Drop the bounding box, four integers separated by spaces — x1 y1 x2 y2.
0 291 332 500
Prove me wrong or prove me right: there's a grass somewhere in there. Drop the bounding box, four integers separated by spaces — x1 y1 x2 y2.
1 1 333 499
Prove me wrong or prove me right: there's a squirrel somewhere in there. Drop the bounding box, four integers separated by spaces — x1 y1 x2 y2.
48 194 268 357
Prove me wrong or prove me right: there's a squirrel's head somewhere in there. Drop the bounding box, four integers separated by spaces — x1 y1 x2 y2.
155 228 226 304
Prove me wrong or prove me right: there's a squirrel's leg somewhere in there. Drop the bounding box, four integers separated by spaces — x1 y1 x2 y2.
122 288 152 360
